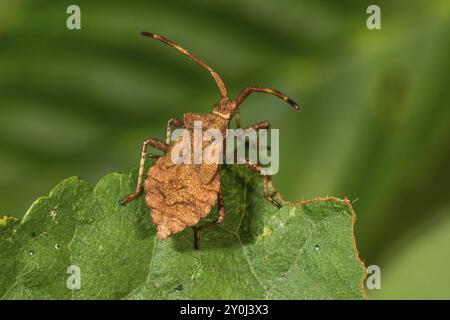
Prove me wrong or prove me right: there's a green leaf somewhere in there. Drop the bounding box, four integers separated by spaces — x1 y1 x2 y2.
0 165 366 299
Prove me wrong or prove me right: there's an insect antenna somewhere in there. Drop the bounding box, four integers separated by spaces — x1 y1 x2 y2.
235 87 300 111
141 32 228 99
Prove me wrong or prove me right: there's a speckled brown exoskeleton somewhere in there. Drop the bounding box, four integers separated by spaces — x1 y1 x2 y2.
120 32 299 249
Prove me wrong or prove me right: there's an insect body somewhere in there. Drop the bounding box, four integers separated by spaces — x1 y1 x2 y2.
120 32 299 249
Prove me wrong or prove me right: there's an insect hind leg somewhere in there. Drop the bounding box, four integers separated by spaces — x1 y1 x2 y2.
193 189 225 250
120 137 168 206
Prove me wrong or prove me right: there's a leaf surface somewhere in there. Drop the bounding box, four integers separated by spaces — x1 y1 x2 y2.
0 165 366 299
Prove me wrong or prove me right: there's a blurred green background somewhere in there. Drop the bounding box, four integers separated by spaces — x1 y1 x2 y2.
1 0 449 299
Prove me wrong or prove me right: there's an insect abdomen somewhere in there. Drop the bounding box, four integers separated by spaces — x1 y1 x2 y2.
144 155 220 240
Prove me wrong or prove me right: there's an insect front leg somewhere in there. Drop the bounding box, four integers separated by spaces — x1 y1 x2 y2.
242 121 270 131
165 117 184 144
242 120 271 149
226 121 272 161
243 121 272 153
193 189 225 250
119 138 168 206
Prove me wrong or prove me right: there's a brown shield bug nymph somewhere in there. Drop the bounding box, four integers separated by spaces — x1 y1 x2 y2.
120 32 299 249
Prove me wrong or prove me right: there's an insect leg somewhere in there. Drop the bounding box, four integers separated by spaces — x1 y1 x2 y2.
244 121 272 155
225 121 272 162
165 117 184 144
120 138 168 206
193 189 225 250
241 120 270 131
235 87 300 110
238 159 283 209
